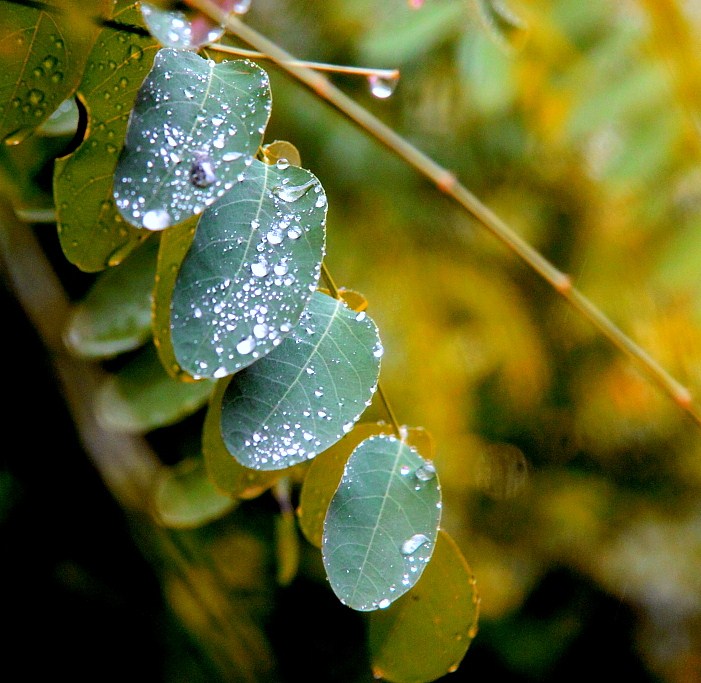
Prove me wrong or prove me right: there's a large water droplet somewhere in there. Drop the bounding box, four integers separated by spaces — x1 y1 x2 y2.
275 158 290 170
415 461 436 482
236 335 256 355
233 0 252 14
377 598 391 609
368 74 398 99
190 153 217 187
142 208 171 230
401 533 429 556
251 258 269 277
274 179 316 202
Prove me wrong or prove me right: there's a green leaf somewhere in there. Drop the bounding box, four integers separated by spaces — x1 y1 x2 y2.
53 0 158 272
203 376 282 498
140 3 224 50
153 457 236 529
322 434 442 611
113 48 271 229
475 0 529 52
220 291 381 470
95 343 214 433
171 160 327 379
64 236 159 358
0 0 97 144
298 423 432 548
38 97 80 137
275 509 301 586
369 530 479 683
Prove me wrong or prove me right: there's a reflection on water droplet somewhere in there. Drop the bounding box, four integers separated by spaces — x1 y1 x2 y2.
377 598 391 609
236 335 256 355
355 311 366 321
233 0 252 14
274 179 316 202
401 533 429 555
367 74 398 99
222 151 243 162
275 158 290 170
142 208 171 230
415 461 436 482
251 258 269 277
400 465 411 476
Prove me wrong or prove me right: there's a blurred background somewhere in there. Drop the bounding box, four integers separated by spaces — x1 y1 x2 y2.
3 0 701 680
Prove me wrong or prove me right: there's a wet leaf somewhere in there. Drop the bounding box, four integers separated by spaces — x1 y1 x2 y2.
113 47 271 229
140 2 224 50
369 530 479 683
322 434 442 611
153 457 236 529
0 0 98 144
64 236 159 358
262 140 302 168
298 423 431 548
95 343 214 433
170 160 327 379
152 217 198 380
220 291 381 470
38 97 80 137
203 376 282 498
53 0 158 272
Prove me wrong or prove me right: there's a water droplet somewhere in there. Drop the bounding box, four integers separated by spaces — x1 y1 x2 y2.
368 74 398 99
266 229 283 245
222 151 243 162
190 153 217 187
377 598 391 609
251 258 269 277
342 421 354 434
287 226 302 240
400 465 411 476
236 335 256 355
355 311 366 321
415 461 436 482
28 89 44 105
275 158 290 170
274 179 317 202
401 533 429 555
233 0 252 14
273 261 289 276
253 323 269 339
142 208 171 231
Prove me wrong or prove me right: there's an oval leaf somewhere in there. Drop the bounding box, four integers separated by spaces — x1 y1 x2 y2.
113 47 271 229
64 236 159 358
95 344 214 433
322 434 442 611
220 291 381 470
298 423 431 548
203 377 282 498
153 457 236 529
369 530 479 683
53 0 158 272
171 160 327 379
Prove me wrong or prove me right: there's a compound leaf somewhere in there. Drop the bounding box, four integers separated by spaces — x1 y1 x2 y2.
113 47 271 229
170 160 327 379
369 530 479 683
220 291 381 470
322 434 441 611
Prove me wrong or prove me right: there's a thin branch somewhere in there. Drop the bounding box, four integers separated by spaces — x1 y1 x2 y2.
184 0 701 428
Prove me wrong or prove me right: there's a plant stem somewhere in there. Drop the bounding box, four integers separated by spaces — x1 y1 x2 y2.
184 0 701 428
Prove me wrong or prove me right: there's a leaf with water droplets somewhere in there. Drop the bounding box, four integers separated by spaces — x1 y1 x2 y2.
53 0 158 272
298 424 431 548
0 0 98 144
64 236 159 359
170 160 327 379
369 530 479 683
141 3 223 50
113 47 271 229
322 434 442 611
94 343 214 433
203 376 283 498
153 457 237 529
262 140 302 168
220 291 381 470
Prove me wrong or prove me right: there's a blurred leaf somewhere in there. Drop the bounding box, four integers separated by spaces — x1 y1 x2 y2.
153 457 236 529
140 2 224 50
53 0 158 272
322 434 442 611
0 0 99 144
203 376 282 499
64 235 159 358
475 0 529 52
274 510 300 586
170 161 327 379
37 97 79 136
220 291 381 470
113 48 271 229
95 343 214 433
298 423 432 548
369 530 479 683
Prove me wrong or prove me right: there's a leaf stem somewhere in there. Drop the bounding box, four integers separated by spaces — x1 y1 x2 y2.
206 42 399 81
183 0 701 428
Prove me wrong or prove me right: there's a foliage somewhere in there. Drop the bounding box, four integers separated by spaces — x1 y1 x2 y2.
3 0 701 682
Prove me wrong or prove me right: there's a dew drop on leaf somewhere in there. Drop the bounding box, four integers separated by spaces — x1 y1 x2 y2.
142 208 172 230
274 179 317 202
275 158 290 170
190 153 217 187
401 533 430 556
415 461 436 482
236 335 256 355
